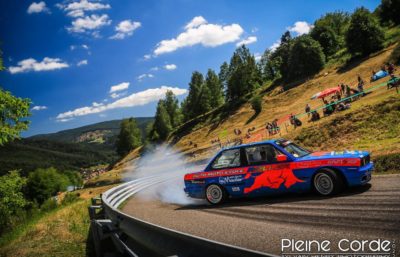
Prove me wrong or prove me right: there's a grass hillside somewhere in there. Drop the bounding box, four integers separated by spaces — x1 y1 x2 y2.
171 43 400 163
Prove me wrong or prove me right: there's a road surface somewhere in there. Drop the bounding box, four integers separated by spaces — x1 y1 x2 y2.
122 174 400 255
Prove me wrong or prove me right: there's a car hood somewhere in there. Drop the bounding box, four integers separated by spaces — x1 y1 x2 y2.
297 150 369 161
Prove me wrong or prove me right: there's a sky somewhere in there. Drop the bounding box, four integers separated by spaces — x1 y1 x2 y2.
0 0 381 137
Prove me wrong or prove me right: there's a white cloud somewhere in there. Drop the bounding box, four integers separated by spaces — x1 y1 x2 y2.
71 44 89 51
58 0 110 17
154 16 244 56
9 57 69 74
150 66 159 71
57 118 73 122
31 105 47 111
56 86 188 120
110 20 141 40
184 16 207 30
269 39 281 52
67 14 111 33
109 82 129 93
137 73 154 81
164 64 177 70
77 59 88 66
27 1 50 14
236 36 257 47
143 54 152 60
287 21 313 36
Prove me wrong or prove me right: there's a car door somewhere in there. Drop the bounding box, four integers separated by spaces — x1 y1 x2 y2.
207 148 248 195
243 144 293 195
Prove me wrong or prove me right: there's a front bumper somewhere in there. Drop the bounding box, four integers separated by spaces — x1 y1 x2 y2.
346 162 373 187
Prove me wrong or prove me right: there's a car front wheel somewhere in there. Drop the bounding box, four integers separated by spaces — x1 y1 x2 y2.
313 169 344 196
205 184 226 205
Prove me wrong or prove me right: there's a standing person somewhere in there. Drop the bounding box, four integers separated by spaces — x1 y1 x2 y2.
305 104 311 117
340 83 345 95
388 63 395 75
357 75 365 96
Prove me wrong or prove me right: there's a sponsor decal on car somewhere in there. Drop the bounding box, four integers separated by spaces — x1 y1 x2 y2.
219 175 243 184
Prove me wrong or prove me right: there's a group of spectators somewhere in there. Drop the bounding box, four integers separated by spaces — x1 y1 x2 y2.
265 120 280 136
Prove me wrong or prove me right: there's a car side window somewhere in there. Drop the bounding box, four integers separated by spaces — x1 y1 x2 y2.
245 144 283 165
211 149 241 169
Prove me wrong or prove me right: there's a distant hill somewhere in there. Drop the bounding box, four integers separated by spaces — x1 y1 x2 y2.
0 117 154 175
30 117 154 145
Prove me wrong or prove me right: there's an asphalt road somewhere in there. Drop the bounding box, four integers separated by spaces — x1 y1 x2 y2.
122 174 400 256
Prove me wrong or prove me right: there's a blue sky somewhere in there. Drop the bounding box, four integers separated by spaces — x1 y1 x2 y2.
0 0 380 137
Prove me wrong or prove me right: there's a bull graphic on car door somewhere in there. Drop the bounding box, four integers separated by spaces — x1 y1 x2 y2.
243 163 304 194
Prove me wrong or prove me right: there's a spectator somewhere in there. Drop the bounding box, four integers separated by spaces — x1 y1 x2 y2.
388 63 395 75
305 104 311 117
387 74 400 93
323 100 334 116
340 83 346 95
357 75 365 96
309 110 320 122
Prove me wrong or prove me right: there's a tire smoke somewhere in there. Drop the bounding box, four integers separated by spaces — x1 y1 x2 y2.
124 144 208 205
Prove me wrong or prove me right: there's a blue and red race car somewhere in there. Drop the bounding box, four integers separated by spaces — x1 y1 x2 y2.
184 139 373 204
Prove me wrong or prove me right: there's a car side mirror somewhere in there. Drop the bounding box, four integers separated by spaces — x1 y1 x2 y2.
276 154 288 162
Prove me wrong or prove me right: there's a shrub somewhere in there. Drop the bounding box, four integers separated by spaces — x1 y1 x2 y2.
251 96 262 114
373 153 400 173
40 198 58 212
62 193 80 205
25 167 70 205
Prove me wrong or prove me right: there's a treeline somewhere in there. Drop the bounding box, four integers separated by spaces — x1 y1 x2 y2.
0 168 83 235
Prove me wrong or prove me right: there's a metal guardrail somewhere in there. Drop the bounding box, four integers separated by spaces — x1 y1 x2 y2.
89 175 278 257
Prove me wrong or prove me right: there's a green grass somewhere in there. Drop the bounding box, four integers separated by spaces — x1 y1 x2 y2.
0 200 91 257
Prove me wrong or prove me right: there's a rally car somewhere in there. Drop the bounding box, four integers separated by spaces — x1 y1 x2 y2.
184 139 373 204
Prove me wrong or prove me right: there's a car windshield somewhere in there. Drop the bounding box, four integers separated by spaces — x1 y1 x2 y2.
276 140 311 158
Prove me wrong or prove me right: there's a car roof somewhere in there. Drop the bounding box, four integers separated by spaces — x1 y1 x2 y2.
221 139 286 151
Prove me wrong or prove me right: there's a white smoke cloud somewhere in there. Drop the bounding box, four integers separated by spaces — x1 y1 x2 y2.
126 145 208 205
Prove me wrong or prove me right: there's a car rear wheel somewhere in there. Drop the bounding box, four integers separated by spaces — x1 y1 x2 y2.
313 169 344 196
205 184 226 205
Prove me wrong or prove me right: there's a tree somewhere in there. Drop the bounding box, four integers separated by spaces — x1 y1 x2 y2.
377 0 400 25
226 45 261 101
258 49 278 81
345 7 384 56
287 35 326 80
116 118 142 156
0 171 27 233
310 24 340 58
314 11 350 38
0 90 31 146
268 31 293 79
151 100 172 141
182 71 206 121
218 61 229 91
25 167 69 205
205 69 224 108
164 90 182 128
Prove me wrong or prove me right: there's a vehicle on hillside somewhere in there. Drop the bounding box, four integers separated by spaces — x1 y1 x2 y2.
184 139 373 204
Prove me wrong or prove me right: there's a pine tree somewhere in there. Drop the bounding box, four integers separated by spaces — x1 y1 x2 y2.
116 118 142 156
151 100 172 141
182 71 206 121
205 69 224 108
164 90 182 128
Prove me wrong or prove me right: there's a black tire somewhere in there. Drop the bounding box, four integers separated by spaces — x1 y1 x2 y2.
313 169 344 196
205 184 227 205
